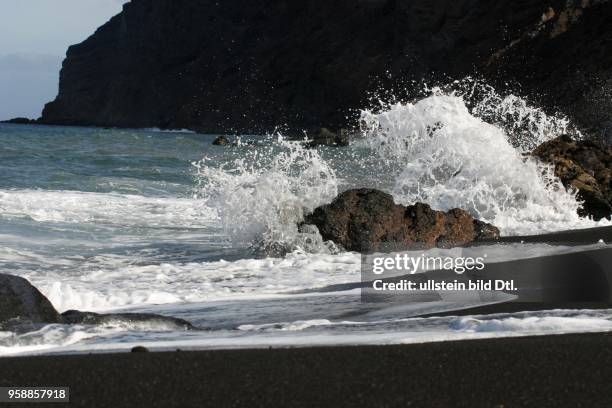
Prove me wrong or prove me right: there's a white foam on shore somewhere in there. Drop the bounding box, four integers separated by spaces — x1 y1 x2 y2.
0 325 100 356
4 242 607 313
238 319 335 332
20 252 361 312
0 319 191 356
450 315 612 333
4 309 612 357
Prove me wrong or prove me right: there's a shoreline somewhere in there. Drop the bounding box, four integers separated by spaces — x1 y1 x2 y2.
1 332 612 407
492 225 612 245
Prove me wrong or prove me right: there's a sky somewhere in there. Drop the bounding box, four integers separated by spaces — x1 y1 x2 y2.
0 0 128 120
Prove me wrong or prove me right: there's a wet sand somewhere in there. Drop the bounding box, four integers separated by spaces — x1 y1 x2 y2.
1 332 612 407
493 225 612 245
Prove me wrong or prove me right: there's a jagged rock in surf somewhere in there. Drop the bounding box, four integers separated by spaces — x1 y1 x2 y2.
212 135 231 146
303 189 500 252
533 135 612 221
40 0 612 138
0 274 62 329
61 310 196 331
306 128 350 148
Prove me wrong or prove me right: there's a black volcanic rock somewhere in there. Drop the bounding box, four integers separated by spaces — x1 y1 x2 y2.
1 117 38 125
212 135 231 146
0 273 196 331
40 0 612 136
303 189 500 252
0 274 62 329
61 310 196 331
533 135 612 221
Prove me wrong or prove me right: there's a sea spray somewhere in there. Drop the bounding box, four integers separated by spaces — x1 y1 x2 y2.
192 84 607 247
194 135 339 253
359 89 604 235
455 78 580 150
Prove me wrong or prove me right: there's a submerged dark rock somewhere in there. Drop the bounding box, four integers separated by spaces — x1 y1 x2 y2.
61 310 196 331
533 135 612 221
0 274 62 329
212 135 231 146
303 189 499 252
306 128 350 148
0 273 196 331
39 0 612 137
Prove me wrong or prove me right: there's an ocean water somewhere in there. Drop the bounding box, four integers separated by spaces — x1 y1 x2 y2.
1 88 612 356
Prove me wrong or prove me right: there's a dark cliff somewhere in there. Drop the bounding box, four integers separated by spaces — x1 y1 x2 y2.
41 0 612 137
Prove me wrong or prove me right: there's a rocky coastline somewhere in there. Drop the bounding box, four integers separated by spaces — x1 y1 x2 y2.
37 0 612 142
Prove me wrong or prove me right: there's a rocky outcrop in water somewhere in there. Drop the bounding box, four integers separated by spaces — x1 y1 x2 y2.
61 310 195 331
212 136 231 146
0 274 196 331
303 189 499 252
39 0 612 138
533 135 612 220
0 274 62 329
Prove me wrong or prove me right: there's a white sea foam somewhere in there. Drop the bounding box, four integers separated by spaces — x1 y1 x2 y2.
0 190 218 228
449 78 579 150
19 252 362 312
4 309 612 356
194 136 338 252
359 92 609 235
0 319 189 356
238 319 335 332
450 315 612 333
0 325 101 356
6 242 604 313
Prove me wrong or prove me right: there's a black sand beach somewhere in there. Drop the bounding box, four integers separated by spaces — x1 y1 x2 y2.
1 332 612 407
494 226 612 245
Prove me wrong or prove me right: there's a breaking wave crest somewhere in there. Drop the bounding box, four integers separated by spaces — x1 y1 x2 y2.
359 86 605 235
194 136 339 253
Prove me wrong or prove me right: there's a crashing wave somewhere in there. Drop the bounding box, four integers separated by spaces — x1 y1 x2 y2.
359 86 604 235
194 135 339 253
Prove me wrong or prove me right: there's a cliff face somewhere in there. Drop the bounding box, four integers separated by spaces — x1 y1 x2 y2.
41 0 612 137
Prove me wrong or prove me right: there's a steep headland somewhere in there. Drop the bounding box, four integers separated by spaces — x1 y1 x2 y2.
40 0 612 138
